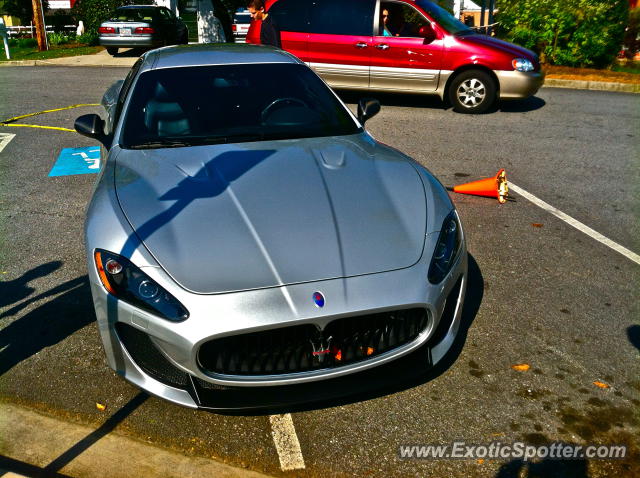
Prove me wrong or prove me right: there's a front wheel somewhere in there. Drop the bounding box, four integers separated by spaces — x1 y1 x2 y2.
106 47 118 56
449 70 496 114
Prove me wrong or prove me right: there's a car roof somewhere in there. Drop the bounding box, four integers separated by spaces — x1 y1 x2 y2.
142 44 304 71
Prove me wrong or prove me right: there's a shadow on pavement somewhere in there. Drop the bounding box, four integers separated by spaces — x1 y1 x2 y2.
213 253 483 416
0 393 147 478
498 96 546 113
337 89 447 111
0 275 95 376
628 325 640 351
111 47 146 58
495 456 588 478
0 261 62 310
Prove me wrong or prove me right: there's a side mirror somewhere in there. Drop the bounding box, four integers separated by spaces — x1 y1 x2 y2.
357 98 381 125
74 114 108 144
418 24 437 43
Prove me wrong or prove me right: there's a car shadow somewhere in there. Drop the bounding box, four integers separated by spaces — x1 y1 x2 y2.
110 47 147 58
337 90 447 111
628 325 640 351
495 456 588 478
0 275 95 376
497 96 546 113
212 252 483 416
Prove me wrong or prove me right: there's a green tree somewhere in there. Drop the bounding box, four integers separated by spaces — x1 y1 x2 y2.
496 0 628 68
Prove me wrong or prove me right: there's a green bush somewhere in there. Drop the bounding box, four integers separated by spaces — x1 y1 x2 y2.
496 0 629 68
47 32 73 46
76 31 99 46
12 37 38 48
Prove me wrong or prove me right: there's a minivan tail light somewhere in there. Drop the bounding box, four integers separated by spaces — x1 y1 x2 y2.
98 26 115 34
134 27 155 34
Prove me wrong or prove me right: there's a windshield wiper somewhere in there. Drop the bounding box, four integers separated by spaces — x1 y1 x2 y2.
128 139 192 149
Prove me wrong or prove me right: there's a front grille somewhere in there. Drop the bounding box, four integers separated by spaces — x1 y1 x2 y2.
116 323 190 389
198 308 429 376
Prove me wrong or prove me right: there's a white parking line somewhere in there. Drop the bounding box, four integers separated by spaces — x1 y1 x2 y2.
510 183 640 266
0 133 16 154
269 414 306 471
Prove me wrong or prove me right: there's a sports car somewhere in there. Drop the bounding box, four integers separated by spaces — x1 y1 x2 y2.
75 44 467 410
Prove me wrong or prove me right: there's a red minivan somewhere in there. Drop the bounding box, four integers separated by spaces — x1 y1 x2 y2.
249 0 544 113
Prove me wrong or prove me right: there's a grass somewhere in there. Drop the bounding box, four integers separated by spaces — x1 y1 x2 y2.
1 43 103 62
611 62 640 74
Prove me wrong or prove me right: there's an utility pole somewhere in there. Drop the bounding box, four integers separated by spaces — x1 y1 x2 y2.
31 0 48 51
479 0 486 33
487 0 495 35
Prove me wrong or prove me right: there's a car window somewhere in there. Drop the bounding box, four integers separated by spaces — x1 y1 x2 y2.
308 0 375 36
120 64 362 149
114 58 144 128
159 8 173 20
414 0 472 35
268 0 312 33
110 8 157 22
379 2 429 37
233 13 251 24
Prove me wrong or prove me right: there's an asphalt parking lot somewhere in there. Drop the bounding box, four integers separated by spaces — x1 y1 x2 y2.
0 66 638 478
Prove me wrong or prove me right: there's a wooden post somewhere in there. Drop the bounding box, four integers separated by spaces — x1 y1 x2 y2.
31 0 48 51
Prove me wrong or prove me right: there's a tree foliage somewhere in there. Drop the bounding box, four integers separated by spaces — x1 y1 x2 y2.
496 0 629 67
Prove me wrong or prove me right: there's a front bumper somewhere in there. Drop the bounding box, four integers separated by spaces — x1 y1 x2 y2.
496 70 545 99
90 237 467 410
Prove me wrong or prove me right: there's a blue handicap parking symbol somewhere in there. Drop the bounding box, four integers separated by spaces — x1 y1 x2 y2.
49 146 101 177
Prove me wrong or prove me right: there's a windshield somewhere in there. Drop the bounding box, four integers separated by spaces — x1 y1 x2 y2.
415 0 473 35
121 64 361 149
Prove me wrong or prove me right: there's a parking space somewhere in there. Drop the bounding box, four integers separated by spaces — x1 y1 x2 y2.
0 66 638 477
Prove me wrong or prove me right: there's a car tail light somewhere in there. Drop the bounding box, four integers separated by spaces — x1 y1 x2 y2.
134 27 155 34
232 24 237 31
98 26 115 34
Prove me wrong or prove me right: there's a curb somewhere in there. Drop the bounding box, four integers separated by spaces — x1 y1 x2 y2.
0 402 273 478
542 77 640 94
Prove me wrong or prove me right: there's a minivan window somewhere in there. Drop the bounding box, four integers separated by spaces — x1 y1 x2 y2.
415 0 472 35
379 1 430 37
269 0 313 33
309 0 375 36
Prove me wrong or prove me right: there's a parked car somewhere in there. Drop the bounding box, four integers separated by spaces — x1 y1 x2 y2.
263 0 544 113
232 9 251 43
74 44 467 409
98 5 188 56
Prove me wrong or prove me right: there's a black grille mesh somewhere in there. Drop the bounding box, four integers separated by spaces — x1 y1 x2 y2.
198 308 428 376
116 323 190 389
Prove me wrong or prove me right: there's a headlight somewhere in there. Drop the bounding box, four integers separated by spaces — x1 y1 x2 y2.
512 58 534 72
428 211 462 284
94 249 189 322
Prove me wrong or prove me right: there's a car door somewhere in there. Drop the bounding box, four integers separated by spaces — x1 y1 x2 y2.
370 0 444 92
267 0 311 59
305 0 375 89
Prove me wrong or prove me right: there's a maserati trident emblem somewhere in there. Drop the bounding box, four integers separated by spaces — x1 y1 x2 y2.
310 336 333 363
313 291 325 308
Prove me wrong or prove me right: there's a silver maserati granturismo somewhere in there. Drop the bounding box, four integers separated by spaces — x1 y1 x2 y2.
75 44 467 410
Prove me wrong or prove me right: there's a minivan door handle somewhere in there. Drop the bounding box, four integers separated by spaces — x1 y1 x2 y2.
355 42 368 48
375 43 390 50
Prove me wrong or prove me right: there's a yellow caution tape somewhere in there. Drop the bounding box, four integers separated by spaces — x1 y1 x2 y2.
1 103 100 124
1 123 76 132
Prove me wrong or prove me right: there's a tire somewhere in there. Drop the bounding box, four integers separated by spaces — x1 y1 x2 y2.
449 70 496 114
106 47 118 56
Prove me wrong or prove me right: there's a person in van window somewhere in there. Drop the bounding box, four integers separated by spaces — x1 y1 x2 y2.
381 3 415 37
247 0 281 48
380 8 394 36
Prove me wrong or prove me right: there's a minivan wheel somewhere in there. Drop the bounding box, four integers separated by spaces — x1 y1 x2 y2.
449 70 496 114
106 47 118 56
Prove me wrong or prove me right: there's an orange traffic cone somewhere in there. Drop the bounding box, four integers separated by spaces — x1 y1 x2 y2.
453 169 509 204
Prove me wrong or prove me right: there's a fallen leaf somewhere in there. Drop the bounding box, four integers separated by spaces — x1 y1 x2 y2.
531 223 544 228
96 402 106 411
511 363 531 372
477 459 485 464
593 381 610 389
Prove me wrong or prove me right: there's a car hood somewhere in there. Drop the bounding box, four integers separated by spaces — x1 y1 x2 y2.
460 33 538 62
114 135 427 294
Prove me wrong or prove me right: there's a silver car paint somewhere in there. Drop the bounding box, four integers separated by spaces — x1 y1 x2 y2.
86 45 467 408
